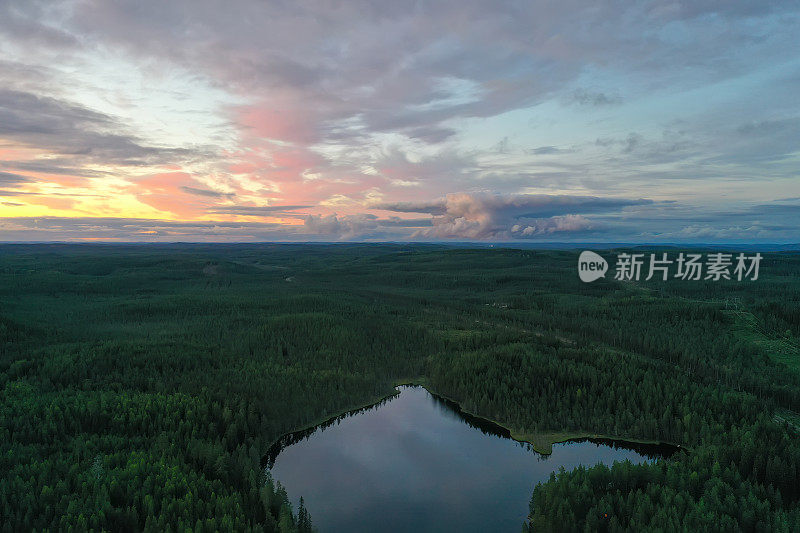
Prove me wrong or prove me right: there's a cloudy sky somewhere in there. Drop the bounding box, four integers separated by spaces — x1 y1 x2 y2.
0 0 798 242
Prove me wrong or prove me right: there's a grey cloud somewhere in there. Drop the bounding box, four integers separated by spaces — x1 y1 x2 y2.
0 216 303 242
736 119 799 136
2 1 795 157
378 217 432 228
405 126 457 144
622 133 643 154
0 60 55 93
3 195 797 243
372 146 479 193
301 213 431 240
381 194 649 220
595 137 617 148
743 202 800 219
180 186 235 199
509 215 593 237
717 117 800 164
6 217 283 230
3 159 107 177
0 2 78 48
373 201 447 215
0 88 112 134
0 188 105 198
0 1 798 244
580 113 800 179
0 212 428 242
303 213 379 239
513 195 652 218
405 193 650 240
0 88 206 168
0 171 31 185
590 130 700 168
58 0 797 147
587 198 800 243
526 146 565 155
569 89 622 107
208 205 312 217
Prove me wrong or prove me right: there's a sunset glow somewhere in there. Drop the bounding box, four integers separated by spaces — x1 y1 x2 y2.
1 1 798 242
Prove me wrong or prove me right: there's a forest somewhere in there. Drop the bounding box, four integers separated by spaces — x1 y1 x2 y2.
1 243 798 531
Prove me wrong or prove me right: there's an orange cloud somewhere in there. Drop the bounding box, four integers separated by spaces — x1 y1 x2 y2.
134 171 214 218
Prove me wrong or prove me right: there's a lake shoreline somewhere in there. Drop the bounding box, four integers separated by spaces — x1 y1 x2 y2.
397 379 685 455
264 378 684 464
263 387 403 466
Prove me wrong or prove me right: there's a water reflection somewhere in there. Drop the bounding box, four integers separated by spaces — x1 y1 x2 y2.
265 386 677 532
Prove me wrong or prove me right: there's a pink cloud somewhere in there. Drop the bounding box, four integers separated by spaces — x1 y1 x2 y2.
134 171 218 217
236 103 319 145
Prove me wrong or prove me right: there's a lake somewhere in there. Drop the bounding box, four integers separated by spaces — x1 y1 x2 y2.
265 385 676 532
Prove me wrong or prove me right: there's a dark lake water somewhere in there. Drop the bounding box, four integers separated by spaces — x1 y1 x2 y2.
265 386 676 532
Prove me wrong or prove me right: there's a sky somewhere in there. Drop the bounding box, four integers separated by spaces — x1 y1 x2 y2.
0 0 798 243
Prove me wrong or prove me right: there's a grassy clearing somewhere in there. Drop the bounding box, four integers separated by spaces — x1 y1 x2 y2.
727 309 800 374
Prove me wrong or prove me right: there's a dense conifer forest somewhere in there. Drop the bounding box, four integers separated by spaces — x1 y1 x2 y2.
1 243 798 531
